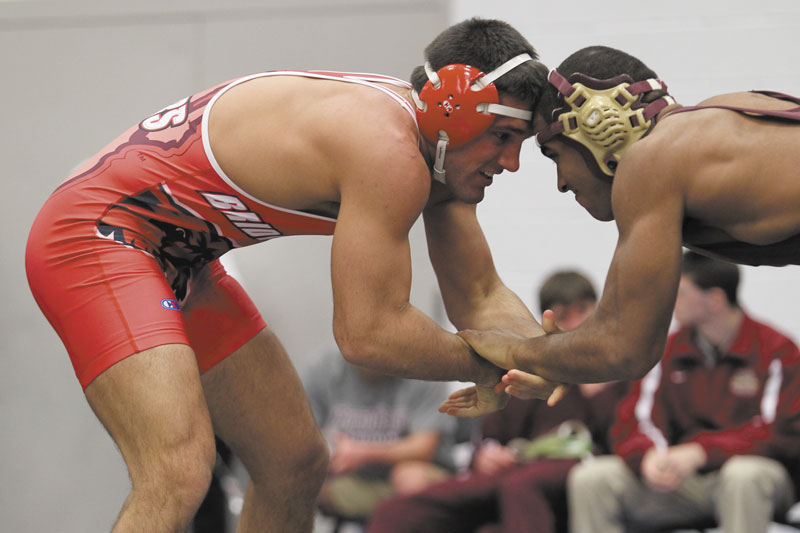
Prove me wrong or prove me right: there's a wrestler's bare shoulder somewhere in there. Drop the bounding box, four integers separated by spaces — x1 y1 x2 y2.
211 74 417 141
632 92 800 246
639 91 800 169
698 90 799 110
206 74 424 213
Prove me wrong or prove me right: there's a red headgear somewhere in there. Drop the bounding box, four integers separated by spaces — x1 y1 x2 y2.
412 53 535 182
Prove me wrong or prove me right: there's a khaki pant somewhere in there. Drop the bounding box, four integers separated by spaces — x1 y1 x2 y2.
568 455 795 533
320 474 395 520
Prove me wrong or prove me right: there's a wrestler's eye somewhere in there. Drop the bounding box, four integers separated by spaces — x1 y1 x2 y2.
494 132 511 143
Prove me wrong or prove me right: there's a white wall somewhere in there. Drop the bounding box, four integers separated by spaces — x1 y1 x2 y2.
0 2 447 531
452 0 800 339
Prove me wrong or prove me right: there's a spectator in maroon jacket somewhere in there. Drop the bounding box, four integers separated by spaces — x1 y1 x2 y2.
367 271 629 533
568 251 800 533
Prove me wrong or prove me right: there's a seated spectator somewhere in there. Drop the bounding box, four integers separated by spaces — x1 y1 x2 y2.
303 349 456 523
568 251 800 533
368 271 628 533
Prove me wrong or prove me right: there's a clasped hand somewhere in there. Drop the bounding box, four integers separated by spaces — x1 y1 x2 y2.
641 443 707 492
438 311 567 417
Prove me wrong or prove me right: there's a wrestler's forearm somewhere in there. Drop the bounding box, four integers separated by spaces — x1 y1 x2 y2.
450 282 544 338
334 303 498 386
513 321 667 384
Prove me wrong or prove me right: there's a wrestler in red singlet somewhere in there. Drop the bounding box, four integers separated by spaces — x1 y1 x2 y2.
25 71 416 389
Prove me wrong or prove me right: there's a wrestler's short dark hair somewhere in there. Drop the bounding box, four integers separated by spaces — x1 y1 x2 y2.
537 45 664 123
411 18 548 111
682 250 740 307
538 270 597 314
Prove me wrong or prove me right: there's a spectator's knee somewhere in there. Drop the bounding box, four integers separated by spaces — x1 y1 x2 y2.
719 455 764 485
719 455 789 498
568 456 626 495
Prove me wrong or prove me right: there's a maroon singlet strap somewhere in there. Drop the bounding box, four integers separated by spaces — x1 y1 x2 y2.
670 90 800 121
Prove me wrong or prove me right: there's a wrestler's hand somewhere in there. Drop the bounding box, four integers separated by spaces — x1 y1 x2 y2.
457 328 524 370
498 311 568 405
438 383 508 418
457 310 560 369
537 309 558 335
499 370 568 406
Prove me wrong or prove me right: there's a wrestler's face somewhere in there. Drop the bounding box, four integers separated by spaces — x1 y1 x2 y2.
440 95 534 204
534 115 614 221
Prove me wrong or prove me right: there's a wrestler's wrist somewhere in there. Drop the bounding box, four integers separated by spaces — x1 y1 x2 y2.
456 334 499 385
473 354 503 387
509 336 535 374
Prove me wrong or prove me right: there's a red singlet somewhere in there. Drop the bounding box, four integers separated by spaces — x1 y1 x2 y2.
25 70 415 389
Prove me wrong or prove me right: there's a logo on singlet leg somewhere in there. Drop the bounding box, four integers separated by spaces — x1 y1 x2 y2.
161 298 181 311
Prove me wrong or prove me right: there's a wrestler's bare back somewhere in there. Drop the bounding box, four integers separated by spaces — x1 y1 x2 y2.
629 90 800 248
206 75 425 220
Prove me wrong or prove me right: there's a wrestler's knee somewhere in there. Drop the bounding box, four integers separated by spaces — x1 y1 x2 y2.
250 427 328 499
292 432 329 497
133 424 217 515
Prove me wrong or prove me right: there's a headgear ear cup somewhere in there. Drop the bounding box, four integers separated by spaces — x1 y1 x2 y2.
412 53 535 183
416 64 498 148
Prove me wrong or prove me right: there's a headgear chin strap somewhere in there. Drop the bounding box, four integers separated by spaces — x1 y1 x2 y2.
412 53 535 183
536 68 675 176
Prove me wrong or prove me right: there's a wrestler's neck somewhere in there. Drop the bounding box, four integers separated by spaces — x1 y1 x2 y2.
393 88 462 205
414 135 453 204
391 87 439 176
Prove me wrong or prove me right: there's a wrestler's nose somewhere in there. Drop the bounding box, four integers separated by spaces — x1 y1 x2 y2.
498 143 522 173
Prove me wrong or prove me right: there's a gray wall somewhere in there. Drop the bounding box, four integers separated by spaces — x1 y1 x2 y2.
0 1 447 530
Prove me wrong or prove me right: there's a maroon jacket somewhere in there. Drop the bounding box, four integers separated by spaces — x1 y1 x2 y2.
611 313 800 493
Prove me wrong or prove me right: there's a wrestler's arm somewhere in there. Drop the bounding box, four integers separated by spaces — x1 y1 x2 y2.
423 200 544 336
462 148 685 383
329 125 498 391
423 201 565 408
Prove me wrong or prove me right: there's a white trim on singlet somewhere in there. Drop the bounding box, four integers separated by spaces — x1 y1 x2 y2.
201 70 417 220
312 71 415 115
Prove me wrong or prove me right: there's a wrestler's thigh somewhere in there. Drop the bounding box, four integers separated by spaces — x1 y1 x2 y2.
200 327 323 472
85 344 214 474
